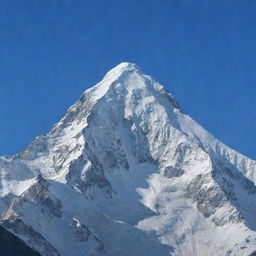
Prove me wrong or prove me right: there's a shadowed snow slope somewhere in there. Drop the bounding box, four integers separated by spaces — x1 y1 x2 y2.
1 62 256 256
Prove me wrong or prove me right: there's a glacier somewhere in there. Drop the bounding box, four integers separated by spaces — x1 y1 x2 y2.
0 62 256 256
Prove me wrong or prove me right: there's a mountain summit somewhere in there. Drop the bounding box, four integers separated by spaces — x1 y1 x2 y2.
0 63 256 256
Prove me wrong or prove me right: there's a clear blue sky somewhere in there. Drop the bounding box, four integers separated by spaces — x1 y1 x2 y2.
0 0 256 159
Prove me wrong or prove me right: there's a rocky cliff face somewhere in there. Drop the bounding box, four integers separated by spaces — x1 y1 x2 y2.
0 224 41 256
0 63 256 256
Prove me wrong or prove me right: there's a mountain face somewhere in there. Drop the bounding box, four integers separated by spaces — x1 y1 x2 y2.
0 225 41 256
0 62 256 256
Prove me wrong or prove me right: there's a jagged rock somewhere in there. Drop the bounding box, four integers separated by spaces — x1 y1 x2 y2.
21 175 62 217
163 166 184 178
0 209 59 256
71 218 91 242
0 225 41 256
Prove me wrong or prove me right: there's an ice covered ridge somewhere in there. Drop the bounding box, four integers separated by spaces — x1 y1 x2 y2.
0 62 256 256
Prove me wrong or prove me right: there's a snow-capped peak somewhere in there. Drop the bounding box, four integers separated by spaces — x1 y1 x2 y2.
103 62 140 78
0 63 256 256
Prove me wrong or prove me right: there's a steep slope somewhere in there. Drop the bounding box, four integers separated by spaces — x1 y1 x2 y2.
0 62 256 256
0 225 41 256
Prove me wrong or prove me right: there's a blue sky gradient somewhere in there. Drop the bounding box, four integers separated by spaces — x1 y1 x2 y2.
0 0 256 159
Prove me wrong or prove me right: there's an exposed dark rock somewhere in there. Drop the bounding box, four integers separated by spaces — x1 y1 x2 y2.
67 155 114 199
0 225 41 256
71 218 91 242
163 166 184 178
186 173 241 225
21 175 62 217
0 210 59 256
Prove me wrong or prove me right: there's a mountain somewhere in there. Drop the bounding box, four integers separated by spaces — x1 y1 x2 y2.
0 62 256 256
